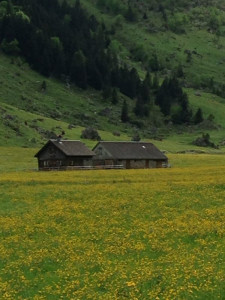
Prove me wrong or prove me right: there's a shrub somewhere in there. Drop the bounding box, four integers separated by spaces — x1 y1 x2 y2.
131 133 141 141
1 39 20 55
81 127 101 140
192 133 217 148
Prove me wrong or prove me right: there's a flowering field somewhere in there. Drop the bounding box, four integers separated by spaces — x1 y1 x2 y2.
1 156 225 299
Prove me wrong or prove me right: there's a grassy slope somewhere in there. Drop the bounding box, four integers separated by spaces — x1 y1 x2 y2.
77 0 225 150
0 54 133 138
1 51 225 153
0 54 133 146
81 0 225 85
1 1 225 151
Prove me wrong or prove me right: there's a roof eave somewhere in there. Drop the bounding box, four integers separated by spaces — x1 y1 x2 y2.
34 140 53 158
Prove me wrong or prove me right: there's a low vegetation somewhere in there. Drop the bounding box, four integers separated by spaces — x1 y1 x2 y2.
1 152 225 299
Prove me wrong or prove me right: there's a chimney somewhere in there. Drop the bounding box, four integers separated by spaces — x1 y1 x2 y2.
56 135 62 142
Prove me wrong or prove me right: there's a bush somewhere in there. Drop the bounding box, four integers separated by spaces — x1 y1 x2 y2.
131 133 141 141
1 39 20 55
192 133 217 148
168 13 188 34
81 127 101 140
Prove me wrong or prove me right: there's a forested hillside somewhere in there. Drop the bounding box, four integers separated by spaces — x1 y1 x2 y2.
1 0 225 149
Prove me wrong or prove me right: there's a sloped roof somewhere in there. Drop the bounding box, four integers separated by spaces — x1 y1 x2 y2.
35 140 95 157
93 141 167 160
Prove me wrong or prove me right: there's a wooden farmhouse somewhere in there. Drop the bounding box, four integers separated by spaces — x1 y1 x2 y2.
92 141 168 169
35 139 95 170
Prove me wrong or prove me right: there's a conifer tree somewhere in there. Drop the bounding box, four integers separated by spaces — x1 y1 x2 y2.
6 0 13 16
102 85 112 100
139 72 152 104
176 64 184 78
179 92 192 124
125 5 137 22
134 96 149 117
121 100 129 122
112 88 119 104
194 108 204 124
41 80 47 92
144 71 152 88
70 50 87 89
152 73 159 90
128 67 140 99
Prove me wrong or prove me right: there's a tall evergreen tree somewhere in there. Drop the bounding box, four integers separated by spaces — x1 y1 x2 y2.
6 0 14 16
139 72 151 104
134 95 149 117
194 108 204 124
70 50 87 89
156 77 171 115
121 100 129 122
112 88 119 104
125 5 137 22
152 73 159 90
87 58 102 90
129 67 140 98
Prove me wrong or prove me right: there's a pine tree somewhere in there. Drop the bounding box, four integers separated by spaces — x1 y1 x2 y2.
194 108 204 124
128 67 140 99
156 77 171 115
70 50 87 89
6 0 14 16
87 58 102 90
121 100 129 122
152 73 159 90
139 72 152 104
179 93 192 124
40 48 51 76
176 64 184 78
149 53 160 72
111 88 118 104
41 80 47 92
144 71 152 88
102 85 112 100
125 5 137 22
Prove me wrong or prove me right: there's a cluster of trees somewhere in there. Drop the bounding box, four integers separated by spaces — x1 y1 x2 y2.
156 76 207 125
0 0 203 127
121 73 204 125
0 0 150 95
156 76 192 124
96 0 137 22
0 0 113 88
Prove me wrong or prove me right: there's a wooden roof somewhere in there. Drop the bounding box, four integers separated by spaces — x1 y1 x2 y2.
35 139 95 157
93 141 167 160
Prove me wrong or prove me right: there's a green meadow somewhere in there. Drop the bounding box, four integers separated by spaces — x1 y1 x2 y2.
0 149 225 299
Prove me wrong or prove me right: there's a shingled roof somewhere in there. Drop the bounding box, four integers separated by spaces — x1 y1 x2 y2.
93 141 167 160
35 139 95 157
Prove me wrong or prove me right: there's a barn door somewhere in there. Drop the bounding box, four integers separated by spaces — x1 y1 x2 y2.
156 161 162 168
145 160 149 168
126 160 131 169
105 160 113 166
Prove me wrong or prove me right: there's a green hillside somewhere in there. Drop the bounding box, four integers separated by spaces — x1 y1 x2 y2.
81 0 225 87
1 0 225 152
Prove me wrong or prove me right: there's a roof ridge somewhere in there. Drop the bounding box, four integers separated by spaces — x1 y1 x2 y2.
51 139 81 142
99 141 152 143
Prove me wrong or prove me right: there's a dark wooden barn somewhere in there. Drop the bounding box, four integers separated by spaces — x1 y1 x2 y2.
92 141 168 169
35 139 95 170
